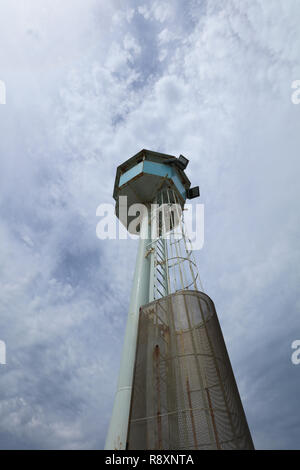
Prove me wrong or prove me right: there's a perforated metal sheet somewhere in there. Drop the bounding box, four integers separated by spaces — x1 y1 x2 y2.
127 290 254 450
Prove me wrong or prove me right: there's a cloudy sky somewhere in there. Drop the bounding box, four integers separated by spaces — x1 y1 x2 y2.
0 0 299 449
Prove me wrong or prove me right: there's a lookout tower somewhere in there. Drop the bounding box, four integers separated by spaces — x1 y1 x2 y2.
105 149 254 450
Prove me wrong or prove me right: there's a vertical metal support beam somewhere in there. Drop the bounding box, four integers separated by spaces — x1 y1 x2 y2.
154 344 162 449
149 199 157 302
105 208 151 449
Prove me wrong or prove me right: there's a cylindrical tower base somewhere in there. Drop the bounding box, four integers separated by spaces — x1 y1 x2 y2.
127 290 254 450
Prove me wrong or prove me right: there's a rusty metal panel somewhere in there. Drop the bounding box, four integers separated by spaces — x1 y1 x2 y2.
127 290 254 450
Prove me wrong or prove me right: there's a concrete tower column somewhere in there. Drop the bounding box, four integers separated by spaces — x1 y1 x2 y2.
105 207 150 449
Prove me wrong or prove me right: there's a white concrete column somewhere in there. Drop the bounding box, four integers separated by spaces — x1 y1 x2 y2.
105 207 150 449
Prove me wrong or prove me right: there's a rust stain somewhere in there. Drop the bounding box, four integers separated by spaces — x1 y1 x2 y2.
206 388 221 449
186 377 198 449
154 344 162 449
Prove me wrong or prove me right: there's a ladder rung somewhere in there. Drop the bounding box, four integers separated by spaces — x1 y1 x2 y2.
156 244 165 257
156 252 165 263
155 287 165 298
156 276 166 290
157 267 166 280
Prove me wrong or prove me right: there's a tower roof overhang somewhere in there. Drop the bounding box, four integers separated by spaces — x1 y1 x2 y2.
113 149 191 202
113 149 192 234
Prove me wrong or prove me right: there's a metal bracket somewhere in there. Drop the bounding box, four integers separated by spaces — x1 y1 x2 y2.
145 247 154 258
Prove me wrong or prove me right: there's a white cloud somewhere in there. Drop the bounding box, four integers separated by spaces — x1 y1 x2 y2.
158 28 178 45
137 5 151 20
123 33 141 57
138 2 174 23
